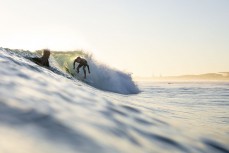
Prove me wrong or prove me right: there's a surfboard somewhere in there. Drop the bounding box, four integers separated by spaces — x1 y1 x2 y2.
64 66 74 75
64 66 93 84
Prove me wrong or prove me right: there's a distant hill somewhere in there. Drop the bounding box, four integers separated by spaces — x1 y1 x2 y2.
172 72 229 80
135 72 229 81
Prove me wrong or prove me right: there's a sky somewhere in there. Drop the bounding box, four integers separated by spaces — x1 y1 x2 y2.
0 0 229 77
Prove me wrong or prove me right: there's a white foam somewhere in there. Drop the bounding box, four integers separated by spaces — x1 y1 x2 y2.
82 59 140 94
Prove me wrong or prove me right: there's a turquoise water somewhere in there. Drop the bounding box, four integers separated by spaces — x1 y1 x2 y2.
0 48 229 153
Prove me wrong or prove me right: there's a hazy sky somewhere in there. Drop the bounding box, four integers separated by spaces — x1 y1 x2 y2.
0 0 229 76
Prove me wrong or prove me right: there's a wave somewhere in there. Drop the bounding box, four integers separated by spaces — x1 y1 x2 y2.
1 48 140 94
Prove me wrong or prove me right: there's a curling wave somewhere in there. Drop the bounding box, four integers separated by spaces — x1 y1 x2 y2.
2 48 140 94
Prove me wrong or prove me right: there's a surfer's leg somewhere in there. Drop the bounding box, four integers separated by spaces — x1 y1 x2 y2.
86 64 90 73
77 64 83 73
83 65 86 79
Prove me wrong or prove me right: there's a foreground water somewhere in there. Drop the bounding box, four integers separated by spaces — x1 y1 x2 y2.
0 48 229 153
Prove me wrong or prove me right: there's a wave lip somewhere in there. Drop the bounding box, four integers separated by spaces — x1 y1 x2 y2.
85 62 140 94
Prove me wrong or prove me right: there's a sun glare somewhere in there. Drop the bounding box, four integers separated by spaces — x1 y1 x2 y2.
1 30 91 51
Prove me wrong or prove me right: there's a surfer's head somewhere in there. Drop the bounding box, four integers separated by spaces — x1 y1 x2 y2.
42 49 50 60
76 57 81 62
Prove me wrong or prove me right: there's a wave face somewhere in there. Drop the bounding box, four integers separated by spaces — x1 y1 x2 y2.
1 48 229 153
3 48 140 94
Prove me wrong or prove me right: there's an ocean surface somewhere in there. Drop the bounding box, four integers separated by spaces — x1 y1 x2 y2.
0 48 229 153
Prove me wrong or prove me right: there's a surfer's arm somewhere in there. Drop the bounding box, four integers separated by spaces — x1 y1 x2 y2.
73 59 76 69
30 57 41 65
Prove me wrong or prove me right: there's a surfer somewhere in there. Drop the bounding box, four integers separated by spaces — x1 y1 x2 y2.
30 49 50 67
73 57 90 79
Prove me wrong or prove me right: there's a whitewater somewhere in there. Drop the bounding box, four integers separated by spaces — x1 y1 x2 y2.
0 48 229 153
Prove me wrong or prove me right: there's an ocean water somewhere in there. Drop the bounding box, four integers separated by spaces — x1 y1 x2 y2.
0 48 229 153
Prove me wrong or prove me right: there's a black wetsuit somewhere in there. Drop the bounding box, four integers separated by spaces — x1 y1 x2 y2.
30 57 50 67
76 59 90 73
